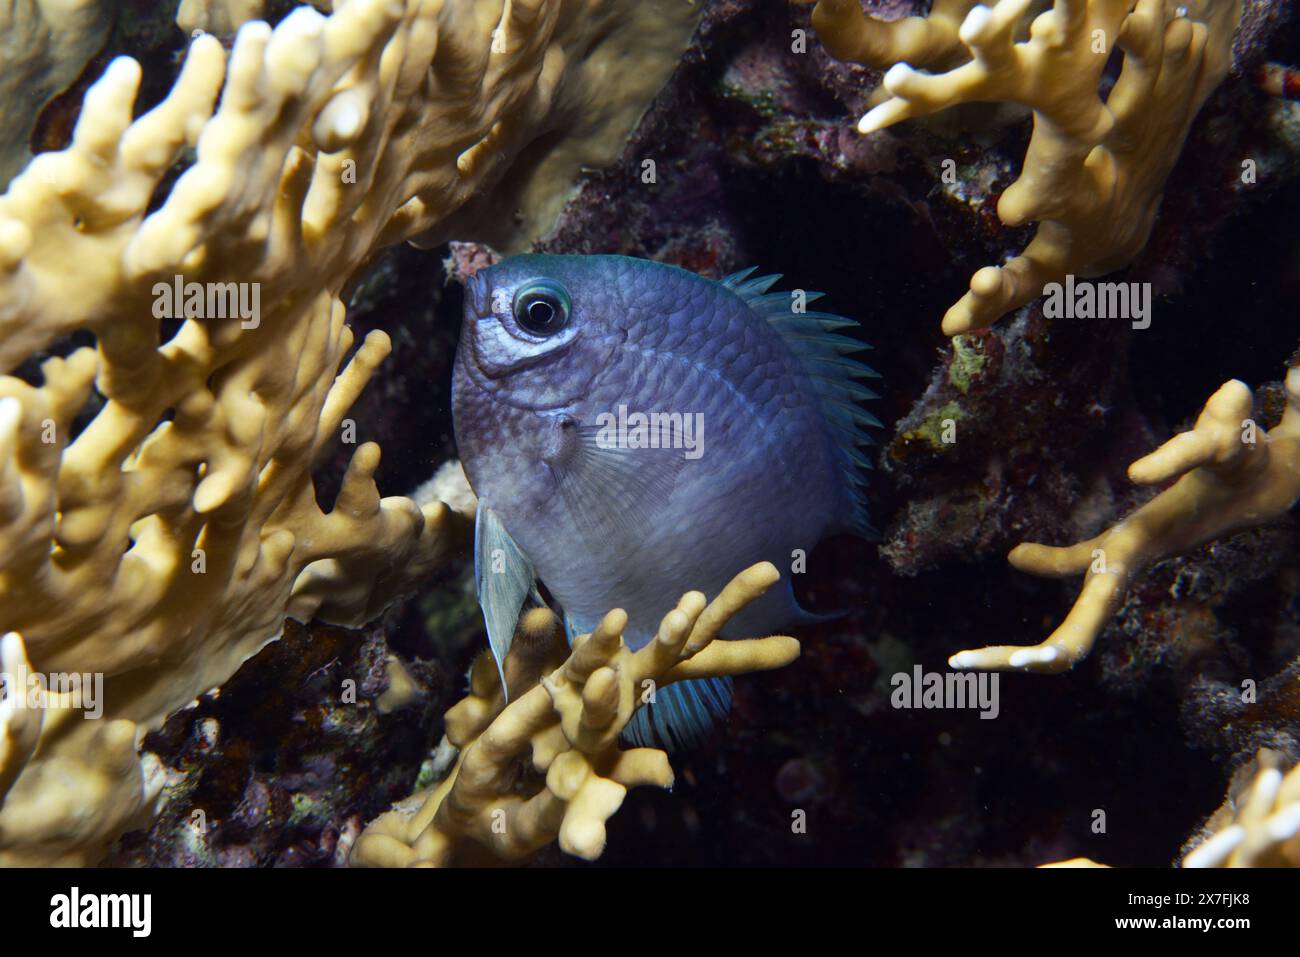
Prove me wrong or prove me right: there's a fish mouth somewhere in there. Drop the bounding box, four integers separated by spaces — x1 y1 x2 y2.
465 269 490 316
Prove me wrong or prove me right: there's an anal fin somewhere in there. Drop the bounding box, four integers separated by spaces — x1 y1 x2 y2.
621 676 734 751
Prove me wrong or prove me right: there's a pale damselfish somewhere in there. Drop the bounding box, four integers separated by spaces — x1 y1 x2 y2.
452 254 879 749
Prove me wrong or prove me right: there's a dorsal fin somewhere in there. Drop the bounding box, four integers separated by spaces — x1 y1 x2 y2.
722 268 880 538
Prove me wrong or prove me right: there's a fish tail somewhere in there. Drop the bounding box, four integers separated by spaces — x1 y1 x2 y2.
621 675 733 751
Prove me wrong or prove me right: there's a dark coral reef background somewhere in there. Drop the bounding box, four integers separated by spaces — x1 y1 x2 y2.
88 0 1300 866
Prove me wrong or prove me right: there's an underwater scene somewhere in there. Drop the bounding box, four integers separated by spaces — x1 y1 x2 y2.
0 0 1297 907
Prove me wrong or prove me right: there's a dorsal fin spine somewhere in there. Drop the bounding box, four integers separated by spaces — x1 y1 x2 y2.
722 269 879 538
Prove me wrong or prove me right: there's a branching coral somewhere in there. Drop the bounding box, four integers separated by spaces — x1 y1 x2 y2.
350 563 800 867
803 0 1242 334
0 0 703 865
0 633 41 804
797 0 984 73
950 365 1300 673
1182 748 1300 867
177 0 269 36
0 0 113 187
0 630 163 865
1043 748 1300 867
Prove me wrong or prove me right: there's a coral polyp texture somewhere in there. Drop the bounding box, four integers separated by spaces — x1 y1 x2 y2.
351 563 800 867
0 0 702 866
950 364 1300 673
803 0 1242 334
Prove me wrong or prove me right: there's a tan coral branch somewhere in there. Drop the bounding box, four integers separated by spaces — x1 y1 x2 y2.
950 366 1300 673
0 0 702 865
794 0 983 72
350 562 800 867
805 0 1241 334
1183 749 1300 868
0 1 113 186
1042 747 1300 867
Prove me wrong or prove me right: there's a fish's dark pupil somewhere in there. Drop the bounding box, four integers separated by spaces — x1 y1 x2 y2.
516 287 567 334
527 300 555 327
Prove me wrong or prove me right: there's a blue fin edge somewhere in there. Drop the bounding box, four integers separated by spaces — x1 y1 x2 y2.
621 676 734 751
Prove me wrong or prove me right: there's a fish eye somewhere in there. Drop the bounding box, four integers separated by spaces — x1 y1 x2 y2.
512 280 571 336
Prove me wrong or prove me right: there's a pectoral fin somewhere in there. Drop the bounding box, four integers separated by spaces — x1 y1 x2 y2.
552 424 685 547
474 503 538 696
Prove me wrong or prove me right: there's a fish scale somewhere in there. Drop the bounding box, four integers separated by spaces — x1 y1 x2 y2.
453 254 878 749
